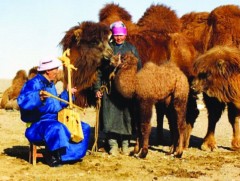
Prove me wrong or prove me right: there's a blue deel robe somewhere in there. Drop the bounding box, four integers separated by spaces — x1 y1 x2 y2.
17 74 90 161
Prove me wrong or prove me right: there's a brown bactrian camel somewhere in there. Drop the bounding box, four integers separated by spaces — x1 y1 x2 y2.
192 46 240 151
181 5 240 53
99 3 198 148
1 70 27 110
59 21 113 107
182 5 240 151
112 52 189 158
99 3 182 65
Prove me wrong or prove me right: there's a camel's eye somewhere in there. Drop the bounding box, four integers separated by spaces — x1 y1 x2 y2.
198 73 208 79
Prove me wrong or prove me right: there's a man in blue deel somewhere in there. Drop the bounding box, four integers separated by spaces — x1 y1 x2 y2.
17 57 90 167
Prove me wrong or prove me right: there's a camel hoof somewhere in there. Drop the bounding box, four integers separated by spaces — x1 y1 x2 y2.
174 152 183 158
165 152 172 156
183 146 189 150
231 138 240 151
133 154 141 159
201 142 217 151
129 151 136 156
139 148 148 158
139 153 147 159
231 145 240 151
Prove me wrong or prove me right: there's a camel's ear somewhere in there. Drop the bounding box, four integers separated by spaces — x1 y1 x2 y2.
74 29 82 45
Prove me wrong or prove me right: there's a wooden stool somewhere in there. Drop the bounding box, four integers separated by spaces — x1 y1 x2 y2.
29 142 45 165
26 122 45 165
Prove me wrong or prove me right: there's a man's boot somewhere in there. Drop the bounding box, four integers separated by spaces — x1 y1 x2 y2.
108 139 119 156
46 150 62 167
121 140 129 155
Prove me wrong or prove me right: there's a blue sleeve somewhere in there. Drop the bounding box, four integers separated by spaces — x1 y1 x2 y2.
17 79 45 122
59 89 69 107
17 77 67 122
17 81 43 111
59 89 76 108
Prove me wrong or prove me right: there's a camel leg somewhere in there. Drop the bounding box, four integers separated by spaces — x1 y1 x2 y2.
184 123 192 149
130 137 140 156
175 107 186 158
138 100 153 158
227 103 240 151
202 93 225 151
130 99 141 156
166 109 178 155
167 98 187 158
184 89 199 148
155 102 166 145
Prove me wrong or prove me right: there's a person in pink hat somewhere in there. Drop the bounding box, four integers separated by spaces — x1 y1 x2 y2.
94 21 142 156
17 57 90 167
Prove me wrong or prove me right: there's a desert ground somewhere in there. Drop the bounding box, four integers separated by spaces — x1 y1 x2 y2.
0 79 239 181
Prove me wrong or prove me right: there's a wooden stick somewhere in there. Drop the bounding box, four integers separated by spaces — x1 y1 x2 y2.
42 91 84 111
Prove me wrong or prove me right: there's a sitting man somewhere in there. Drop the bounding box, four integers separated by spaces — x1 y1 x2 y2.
17 57 90 167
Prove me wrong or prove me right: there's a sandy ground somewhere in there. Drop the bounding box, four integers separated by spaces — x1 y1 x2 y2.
0 79 239 181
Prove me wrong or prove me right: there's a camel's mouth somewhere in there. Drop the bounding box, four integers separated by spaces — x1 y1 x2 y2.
103 54 112 60
103 43 114 60
109 54 121 67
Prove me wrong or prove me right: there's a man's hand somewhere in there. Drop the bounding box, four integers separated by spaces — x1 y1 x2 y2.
70 87 77 95
95 91 103 99
39 90 49 101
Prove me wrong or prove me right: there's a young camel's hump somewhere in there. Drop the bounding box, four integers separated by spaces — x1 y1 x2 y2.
135 62 189 101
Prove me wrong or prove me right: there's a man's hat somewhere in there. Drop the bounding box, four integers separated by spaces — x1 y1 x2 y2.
37 57 62 71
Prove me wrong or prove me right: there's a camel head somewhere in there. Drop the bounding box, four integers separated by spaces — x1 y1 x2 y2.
59 21 114 107
192 45 240 103
110 51 138 69
113 52 138 99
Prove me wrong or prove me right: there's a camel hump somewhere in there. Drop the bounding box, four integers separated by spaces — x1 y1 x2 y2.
137 4 181 33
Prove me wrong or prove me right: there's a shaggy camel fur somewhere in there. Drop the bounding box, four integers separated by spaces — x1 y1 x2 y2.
112 52 189 158
27 66 38 80
182 5 240 151
207 5 240 49
59 21 113 107
99 3 182 65
181 5 240 53
180 12 211 55
1 70 27 110
99 3 198 148
99 3 137 34
192 46 240 151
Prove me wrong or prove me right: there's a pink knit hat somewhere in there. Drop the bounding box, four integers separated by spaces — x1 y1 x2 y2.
110 21 127 35
37 57 62 71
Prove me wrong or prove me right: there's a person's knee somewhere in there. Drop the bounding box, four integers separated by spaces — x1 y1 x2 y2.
52 121 68 131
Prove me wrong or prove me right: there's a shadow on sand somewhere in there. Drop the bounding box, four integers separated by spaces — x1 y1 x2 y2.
3 126 204 162
4 145 36 163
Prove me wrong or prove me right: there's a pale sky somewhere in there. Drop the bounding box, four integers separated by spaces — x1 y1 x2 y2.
0 0 239 79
